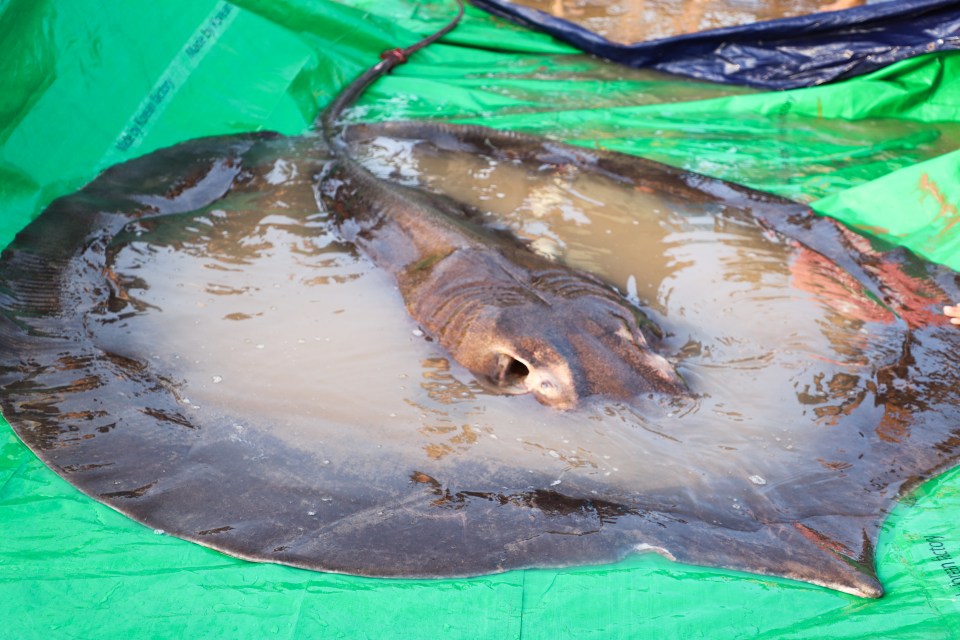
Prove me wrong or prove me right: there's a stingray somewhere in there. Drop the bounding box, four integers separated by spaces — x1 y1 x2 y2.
2 9 960 599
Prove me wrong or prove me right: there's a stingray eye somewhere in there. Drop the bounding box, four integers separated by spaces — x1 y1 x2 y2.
496 353 530 387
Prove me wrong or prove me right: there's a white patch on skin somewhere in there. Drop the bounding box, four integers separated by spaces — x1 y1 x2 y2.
525 366 564 399
648 354 677 381
634 543 676 561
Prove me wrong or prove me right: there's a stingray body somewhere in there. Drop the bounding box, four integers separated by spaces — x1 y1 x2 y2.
2 123 960 600
2 11 960 599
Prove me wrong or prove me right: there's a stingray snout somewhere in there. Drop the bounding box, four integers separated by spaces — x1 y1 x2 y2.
492 351 575 408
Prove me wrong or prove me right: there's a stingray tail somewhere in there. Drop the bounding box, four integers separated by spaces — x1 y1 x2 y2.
317 0 465 148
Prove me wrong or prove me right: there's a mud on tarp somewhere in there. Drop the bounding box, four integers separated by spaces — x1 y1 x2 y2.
1 0 960 638
470 0 960 89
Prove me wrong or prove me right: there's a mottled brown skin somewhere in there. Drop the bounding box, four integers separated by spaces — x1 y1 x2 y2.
318 147 686 409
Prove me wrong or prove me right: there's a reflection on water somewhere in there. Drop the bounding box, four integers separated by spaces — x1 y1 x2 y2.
509 0 887 43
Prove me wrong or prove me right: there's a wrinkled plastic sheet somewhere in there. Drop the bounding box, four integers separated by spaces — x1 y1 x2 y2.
1 0 960 637
470 0 960 89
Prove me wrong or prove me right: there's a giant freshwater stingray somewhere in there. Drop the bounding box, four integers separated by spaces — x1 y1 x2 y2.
2 7 960 599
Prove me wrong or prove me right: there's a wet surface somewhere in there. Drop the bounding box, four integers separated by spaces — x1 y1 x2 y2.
448 54 758 111
1 125 959 596
508 0 889 44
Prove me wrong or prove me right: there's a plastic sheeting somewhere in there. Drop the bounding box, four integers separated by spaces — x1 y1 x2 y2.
1 0 959 637
469 0 960 89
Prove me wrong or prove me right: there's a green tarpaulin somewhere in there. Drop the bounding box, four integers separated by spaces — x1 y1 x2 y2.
1 1 959 637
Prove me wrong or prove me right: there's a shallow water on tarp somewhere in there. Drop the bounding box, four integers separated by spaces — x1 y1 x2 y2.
5 127 959 588
94 131 908 506
509 0 890 44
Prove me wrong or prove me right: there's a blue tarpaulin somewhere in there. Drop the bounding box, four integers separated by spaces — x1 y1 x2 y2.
470 0 960 89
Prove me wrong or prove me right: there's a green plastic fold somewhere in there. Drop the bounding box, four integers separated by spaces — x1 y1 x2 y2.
2 0 959 638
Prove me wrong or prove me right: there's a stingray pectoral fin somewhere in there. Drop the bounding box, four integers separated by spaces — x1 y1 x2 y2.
648 515 883 598
346 120 905 327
